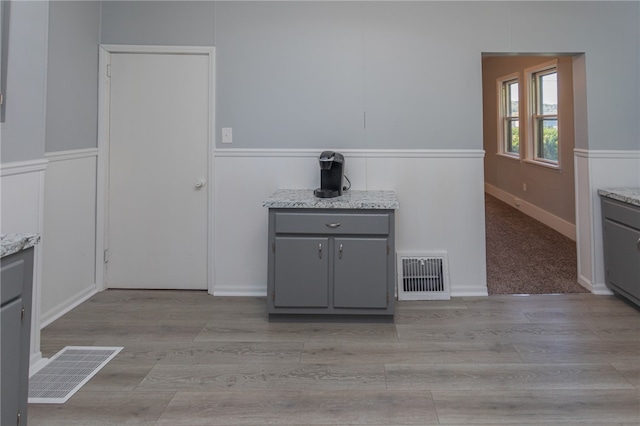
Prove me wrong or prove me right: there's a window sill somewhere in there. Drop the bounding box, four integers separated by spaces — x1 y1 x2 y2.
523 158 562 172
495 152 521 161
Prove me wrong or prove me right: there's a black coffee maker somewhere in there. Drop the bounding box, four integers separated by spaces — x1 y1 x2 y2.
314 151 345 198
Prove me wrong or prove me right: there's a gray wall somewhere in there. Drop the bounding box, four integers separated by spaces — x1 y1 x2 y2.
215 1 637 151
1 1 49 162
100 1 215 46
45 1 101 153
3 1 638 160
215 1 504 150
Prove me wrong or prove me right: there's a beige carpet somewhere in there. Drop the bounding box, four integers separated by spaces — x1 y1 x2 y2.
485 194 587 295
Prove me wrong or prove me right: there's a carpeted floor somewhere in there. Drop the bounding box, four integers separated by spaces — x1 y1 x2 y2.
485 194 587 295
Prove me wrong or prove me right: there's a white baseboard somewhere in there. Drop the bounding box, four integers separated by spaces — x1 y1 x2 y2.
30 353 49 377
591 282 614 296
40 286 98 328
213 283 267 297
485 183 576 241
450 285 489 297
577 274 613 294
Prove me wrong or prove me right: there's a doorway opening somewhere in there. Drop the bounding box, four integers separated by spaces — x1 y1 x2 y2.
481 53 588 295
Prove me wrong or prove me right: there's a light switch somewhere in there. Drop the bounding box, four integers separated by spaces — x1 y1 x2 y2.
222 128 233 144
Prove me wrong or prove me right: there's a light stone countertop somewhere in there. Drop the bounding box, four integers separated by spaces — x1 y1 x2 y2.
597 188 640 208
263 189 399 210
0 233 41 258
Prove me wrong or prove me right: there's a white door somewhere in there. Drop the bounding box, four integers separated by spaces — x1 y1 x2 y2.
106 52 210 290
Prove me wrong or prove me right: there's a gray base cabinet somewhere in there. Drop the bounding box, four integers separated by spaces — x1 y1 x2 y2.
267 209 395 317
600 197 640 307
1 247 34 426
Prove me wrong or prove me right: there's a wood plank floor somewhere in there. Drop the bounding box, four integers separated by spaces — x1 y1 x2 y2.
29 290 640 425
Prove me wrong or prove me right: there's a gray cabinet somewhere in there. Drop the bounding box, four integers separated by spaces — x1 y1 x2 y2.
267 209 395 318
1 247 34 426
600 197 640 307
274 236 329 308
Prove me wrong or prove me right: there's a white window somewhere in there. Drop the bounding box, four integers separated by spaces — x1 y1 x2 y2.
496 73 520 158
526 61 559 167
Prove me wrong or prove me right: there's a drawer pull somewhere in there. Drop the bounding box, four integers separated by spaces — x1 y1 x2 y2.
326 223 341 228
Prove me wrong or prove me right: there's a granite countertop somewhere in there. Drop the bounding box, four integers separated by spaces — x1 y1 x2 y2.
263 189 399 210
597 188 640 208
0 233 41 258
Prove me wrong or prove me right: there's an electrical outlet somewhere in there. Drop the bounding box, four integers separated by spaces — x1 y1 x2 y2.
222 128 232 144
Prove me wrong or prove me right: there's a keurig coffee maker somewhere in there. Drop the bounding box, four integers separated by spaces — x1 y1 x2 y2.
314 151 344 198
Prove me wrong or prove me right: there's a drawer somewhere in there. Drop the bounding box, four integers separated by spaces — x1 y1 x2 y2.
601 198 640 230
275 212 390 235
1 256 24 306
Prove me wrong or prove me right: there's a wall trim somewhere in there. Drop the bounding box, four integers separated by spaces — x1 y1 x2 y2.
485 182 576 240
0 158 48 176
45 148 98 162
574 149 640 159
100 44 214 55
40 285 98 328
213 283 267 297
450 285 489 297
214 148 486 159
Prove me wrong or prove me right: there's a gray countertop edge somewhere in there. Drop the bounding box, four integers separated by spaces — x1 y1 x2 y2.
597 188 640 208
0 233 41 258
263 189 399 210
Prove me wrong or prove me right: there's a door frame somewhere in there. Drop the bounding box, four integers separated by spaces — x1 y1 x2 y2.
97 44 216 294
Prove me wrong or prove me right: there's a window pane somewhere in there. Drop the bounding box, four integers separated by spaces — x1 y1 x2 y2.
508 82 519 115
506 119 519 154
539 72 557 114
537 118 558 162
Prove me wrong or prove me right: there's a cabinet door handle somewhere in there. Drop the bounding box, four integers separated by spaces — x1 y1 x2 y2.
319 243 322 259
326 223 341 228
637 237 640 252
339 244 343 259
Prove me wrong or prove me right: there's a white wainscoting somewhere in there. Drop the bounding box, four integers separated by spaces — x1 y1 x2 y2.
574 149 640 294
0 159 48 373
40 149 99 327
213 149 488 297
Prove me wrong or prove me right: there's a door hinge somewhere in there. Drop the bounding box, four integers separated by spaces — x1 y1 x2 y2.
21 306 25 322
106 64 111 78
104 249 109 263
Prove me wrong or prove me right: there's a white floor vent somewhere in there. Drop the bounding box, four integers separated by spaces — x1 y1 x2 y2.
397 252 450 300
29 346 123 404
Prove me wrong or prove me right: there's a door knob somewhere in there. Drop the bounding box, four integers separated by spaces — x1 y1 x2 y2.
195 179 206 189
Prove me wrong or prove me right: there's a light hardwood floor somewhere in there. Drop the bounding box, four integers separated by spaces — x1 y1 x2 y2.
29 290 640 425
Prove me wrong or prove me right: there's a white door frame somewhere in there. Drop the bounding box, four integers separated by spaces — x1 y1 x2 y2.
97 44 216 294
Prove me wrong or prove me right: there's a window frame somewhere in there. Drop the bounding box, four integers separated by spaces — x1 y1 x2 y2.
495 72 521 160
524 60 560 169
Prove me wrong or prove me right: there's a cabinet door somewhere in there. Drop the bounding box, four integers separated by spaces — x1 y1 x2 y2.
274 237 329 307
1 299 22 426
604 219 640 300
334 237 388 308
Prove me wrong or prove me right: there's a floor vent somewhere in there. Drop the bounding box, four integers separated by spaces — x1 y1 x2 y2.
29 346 123 404
397 252 450 300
